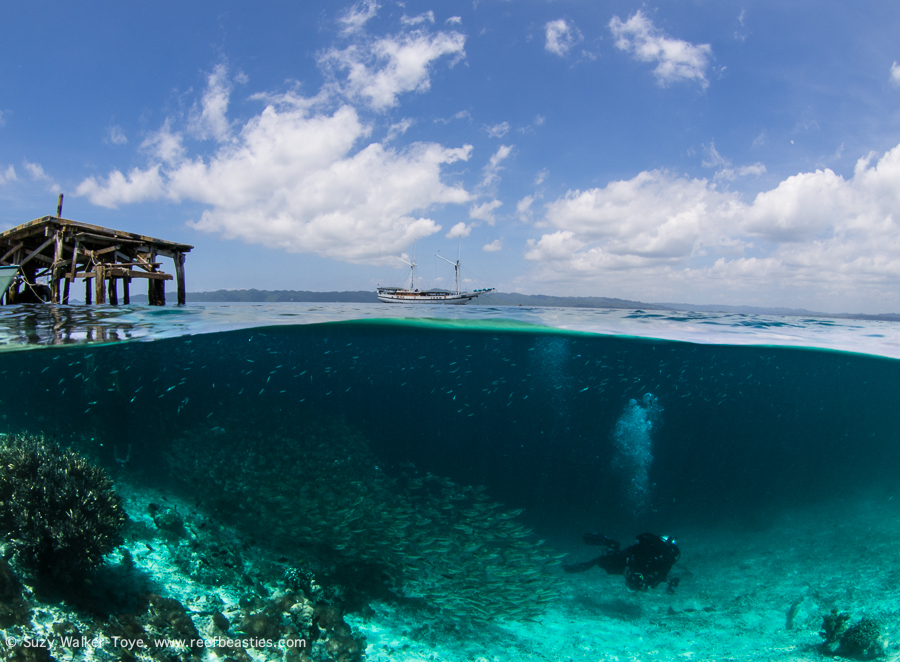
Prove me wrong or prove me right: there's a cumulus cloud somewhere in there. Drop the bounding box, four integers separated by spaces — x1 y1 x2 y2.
469 200 502 224
446 221 471 238
891 61 900 86
524 143 900 311
74 11 477 265
609 11 713 87
188 64 238 142
545 19 582 57
141 119 185 165
320 29 465 111
77 68 473 263
483 239 502 252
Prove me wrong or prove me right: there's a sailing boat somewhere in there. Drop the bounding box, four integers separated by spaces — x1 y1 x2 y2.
376 241 494 304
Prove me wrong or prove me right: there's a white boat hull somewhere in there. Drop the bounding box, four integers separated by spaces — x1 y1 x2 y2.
377 289 485 304
0 265 18 297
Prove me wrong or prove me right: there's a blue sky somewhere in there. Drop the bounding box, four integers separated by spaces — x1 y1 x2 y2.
3 1 900 313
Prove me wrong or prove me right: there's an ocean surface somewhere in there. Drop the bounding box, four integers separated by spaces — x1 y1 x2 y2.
0 301 898 661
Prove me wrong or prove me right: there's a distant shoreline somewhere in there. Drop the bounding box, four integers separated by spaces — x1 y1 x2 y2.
122 288 900 322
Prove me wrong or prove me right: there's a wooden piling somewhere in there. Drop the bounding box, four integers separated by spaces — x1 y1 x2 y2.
108 274 117 305
95 264 106 304
175 251 186 305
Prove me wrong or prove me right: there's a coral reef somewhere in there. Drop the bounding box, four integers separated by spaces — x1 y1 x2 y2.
839 617 885 660
820 609 886 659
0 434 126 581
821 608 851 646
104 593 202 662
169 416 560 621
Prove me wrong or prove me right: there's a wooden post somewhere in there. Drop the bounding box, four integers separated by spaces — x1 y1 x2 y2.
156 278 166 305
95 264 106 304
108 275 118 305
175 251 186 305
147 250 159 305
85 276 92 304
56 193 64 218
50 230 64 304
123 277 131 305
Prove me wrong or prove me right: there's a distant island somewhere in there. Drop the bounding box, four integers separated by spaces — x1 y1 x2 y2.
127 288 900 322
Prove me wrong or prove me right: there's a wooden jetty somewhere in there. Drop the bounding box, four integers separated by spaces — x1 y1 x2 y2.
0 202 193 306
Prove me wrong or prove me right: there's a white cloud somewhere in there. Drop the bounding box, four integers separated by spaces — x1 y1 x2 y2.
320 29 465 111
480 144 513 189
0 165 16 184
77 166 166 207
401 11 435 26
891 61 900 86
77 80 473 262
446 16 462 26
385 118 414 142
188 64 236 142
106 125 128 145
609 11 713 88
0 110 6 127
483 239 502 252
446 221 471 238
339 0 379 35
141 119 185 165
24 161 51 181
486 122 510 138
545 19 582 57
702 141 766 181
516 195 534 221
523 142 900 311
469 200 502 224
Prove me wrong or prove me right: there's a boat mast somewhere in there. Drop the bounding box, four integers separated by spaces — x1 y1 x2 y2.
436 238 461 295
394 241 418 290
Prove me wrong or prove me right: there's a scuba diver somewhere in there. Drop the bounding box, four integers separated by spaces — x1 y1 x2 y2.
563 532 680 591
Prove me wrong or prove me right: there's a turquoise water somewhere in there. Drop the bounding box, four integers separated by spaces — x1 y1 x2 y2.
3 303 898 525
0 302 898 658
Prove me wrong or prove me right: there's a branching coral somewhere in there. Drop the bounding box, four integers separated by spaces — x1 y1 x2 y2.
839 617 885 660
169 416 560 621
0 434 125 581
820 609 886 660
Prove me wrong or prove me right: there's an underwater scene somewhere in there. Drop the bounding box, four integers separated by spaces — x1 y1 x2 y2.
0 303 899 662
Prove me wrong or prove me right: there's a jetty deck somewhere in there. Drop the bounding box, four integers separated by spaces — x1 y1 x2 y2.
0 214 193 305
